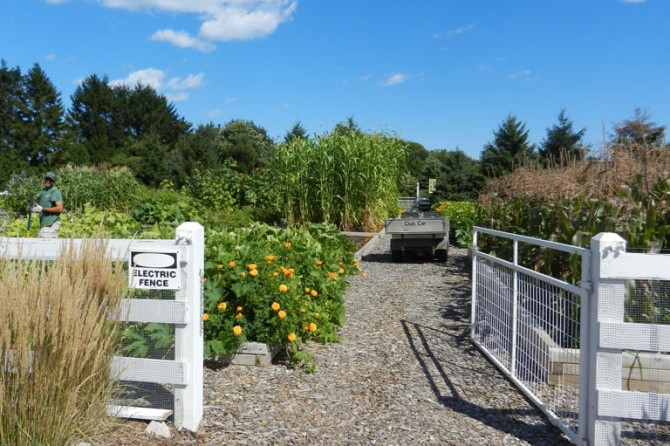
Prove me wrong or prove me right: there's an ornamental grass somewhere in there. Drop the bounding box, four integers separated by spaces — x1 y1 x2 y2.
0 240 126 446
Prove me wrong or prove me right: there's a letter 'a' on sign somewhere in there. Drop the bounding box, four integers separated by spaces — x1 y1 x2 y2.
128 249 181 290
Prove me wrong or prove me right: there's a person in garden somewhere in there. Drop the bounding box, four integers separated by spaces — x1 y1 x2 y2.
27 171 64 238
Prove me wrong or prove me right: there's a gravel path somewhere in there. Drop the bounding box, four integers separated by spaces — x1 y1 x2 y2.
96 235 573 445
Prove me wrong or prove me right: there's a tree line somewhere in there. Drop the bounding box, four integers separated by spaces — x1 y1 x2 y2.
1 59 667 201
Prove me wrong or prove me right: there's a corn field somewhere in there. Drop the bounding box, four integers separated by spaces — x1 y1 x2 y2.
273 129 406 231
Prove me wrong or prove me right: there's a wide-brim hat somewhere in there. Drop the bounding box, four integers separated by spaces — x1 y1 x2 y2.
44 171 57 181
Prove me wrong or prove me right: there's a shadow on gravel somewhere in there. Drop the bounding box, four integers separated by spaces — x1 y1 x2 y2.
360 251 450 264
401 319 573 445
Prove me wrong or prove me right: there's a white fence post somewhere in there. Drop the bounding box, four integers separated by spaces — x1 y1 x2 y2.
173 222 204 431
585 232 626 445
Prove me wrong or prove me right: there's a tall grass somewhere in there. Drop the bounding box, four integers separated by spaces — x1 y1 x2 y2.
0 240 126 446
273 129 406 231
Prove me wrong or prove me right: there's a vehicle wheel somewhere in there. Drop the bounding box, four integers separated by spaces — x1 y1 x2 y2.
391 250 403 263
436 249 448 263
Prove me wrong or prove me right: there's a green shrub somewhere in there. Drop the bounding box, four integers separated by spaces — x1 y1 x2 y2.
0 165 142 216
435 201 477 247
182 162 242 212
202 223 359 371
130 189 205 226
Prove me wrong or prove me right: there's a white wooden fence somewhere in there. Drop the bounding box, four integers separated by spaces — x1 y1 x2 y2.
471 228 670 446
0 222 204 432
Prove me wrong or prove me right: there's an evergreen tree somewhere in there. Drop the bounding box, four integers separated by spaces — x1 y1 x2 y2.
116 83 191 146
283 121 308 143
539 110 586 165
123 133 171 187
170 123 222 186
65 75 122 164
333 116 361 136
0 60 25 183
17 63 65 168
480 115 536 177
612 108 666 156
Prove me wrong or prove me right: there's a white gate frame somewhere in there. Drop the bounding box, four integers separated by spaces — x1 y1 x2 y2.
0 222 204 432
471 228 670 446
586 233 670 445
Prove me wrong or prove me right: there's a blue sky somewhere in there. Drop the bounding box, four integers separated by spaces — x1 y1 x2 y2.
1 0 668 159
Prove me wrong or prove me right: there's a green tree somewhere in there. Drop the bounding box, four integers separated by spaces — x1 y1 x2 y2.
17 64 65 168
539 110 586 165
218 119 275 173
423 149 483 201
170 123 222 186
405 141 429 180
0 60 25 184
64 75 122 165
333 116 361 137
612 108 666 156
123 133 172 187
115 83 191 146
283 121 309 143
480 115 536 177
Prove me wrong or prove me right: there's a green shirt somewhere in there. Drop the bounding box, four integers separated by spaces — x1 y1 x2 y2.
37 185 63 228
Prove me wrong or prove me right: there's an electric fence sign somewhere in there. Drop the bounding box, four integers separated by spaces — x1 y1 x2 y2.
129 249 181 290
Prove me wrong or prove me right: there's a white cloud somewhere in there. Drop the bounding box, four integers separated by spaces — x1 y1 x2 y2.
45 54 57 61
508 70 537 81
225 97 237 104
110 68 205 101
200 1 297 41
379 73 407 87
95 0 297 47
165 92 189 102
447 24 475 37
621 0 646 3
434 24 475 40
151 29 215 52
110 68 165 89
166 73 205 90
358 74 373 82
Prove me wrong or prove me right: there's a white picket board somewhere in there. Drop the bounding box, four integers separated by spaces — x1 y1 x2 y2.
598 390 670 421
111 357 187 385
598 251 670 280
118 299 186 324
550 348 670 370
107 405 172 421
0 237 179 261
600 322 670 351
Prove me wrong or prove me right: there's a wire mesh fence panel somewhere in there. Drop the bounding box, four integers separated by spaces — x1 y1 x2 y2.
516 272 581 433
472 258 582 440
473 260 513 371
